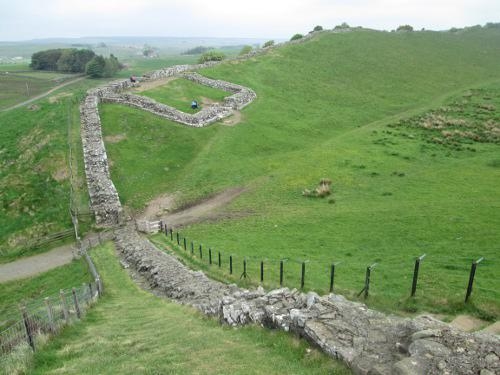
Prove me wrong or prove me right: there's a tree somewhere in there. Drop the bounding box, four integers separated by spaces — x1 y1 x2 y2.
334 22 350 30
181 46 213 55
263 40 275 48
312 25 323 32
30 49 64 71
239 45 253 56
397 25 414 32
290 33 304 41
85 55 106 78
103 54 120 77
198 51 226 63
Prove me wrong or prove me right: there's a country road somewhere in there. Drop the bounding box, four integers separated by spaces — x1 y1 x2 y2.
1 75 86 112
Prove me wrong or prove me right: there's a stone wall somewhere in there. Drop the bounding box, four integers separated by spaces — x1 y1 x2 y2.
80 94 124 226
80 61 255 225
115 227 500 375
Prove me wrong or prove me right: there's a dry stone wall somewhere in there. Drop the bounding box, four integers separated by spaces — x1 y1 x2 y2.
115 227 500 375
80 61 255 225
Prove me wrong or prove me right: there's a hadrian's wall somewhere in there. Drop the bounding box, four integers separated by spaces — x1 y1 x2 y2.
115 227 500 375
80 61 255 226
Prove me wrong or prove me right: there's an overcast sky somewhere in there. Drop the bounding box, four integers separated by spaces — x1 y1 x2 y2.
1 0 498 41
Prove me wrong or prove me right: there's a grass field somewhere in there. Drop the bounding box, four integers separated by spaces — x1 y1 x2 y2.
100 28 500 318
138 78 229 113
0 56 199 262
0 258 91 330
26 243 349 375
0 77 109 261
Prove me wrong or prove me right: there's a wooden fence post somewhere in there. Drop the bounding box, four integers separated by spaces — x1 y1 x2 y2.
44 297 56 333
465 257 484 303
411 254 426 297
72 288 81 319
280 260 284 287
21 306 35 351
301 261 306 290
59 290 70 324
260 261 264 283
330 264 335 293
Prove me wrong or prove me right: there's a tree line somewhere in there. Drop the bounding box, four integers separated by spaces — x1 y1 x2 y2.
30 48 122 78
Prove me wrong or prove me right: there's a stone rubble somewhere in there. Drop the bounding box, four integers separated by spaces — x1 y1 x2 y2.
114 227 500 375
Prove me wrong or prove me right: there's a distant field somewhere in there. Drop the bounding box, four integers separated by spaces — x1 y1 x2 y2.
27 244 349 375
101 28 500 318
0 68 79 110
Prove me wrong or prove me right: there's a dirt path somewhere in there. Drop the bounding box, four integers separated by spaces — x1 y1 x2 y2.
139 187 246 227
1 76 86 112
0 232 110 283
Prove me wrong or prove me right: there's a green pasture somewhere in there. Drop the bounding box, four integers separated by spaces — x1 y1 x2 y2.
138 78 229 113
0 79 105 262
0 259 91 331
100 28 500 317
26 243 349 375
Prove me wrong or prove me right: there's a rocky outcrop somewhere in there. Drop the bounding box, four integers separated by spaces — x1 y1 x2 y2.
115 227 500 375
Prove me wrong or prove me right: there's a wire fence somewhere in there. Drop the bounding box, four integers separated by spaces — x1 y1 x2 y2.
0 249 103 366
147 221 500 306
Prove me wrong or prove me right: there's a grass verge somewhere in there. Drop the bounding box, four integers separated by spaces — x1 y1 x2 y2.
29 243 350 374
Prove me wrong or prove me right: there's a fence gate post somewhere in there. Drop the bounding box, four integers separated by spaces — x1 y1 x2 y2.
411 254 426 297
44 297 56 333
72 288 81 319
21 306 35 351
60 290 70 324
465 257 484 303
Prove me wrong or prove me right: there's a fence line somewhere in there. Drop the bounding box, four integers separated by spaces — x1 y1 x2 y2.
0 247 103 365
143 221 497 304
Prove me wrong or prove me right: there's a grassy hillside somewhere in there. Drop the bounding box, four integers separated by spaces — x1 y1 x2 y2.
100 28 500 317
28 244 348 375
0 78 105 261
0 258 91 330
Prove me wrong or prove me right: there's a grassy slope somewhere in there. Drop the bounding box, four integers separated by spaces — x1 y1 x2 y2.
0 57 198 262
101 28 500 317
30 243 349 375
0 258 91 330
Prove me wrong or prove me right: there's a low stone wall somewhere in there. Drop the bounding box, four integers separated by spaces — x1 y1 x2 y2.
80 61 255 226
115 227 500 375
80 95 124 226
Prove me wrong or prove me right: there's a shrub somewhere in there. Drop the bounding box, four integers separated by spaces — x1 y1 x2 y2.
198 51 226 64
290 33 304 41
239 45 253 56
302 178 332 198
181 46 213 55
334 22 350 30
263 40 275 48
312 25 323 32
397 25 414 32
